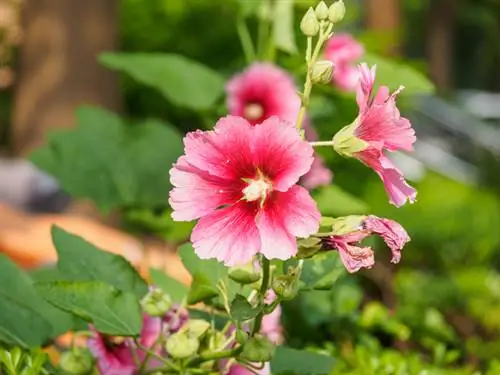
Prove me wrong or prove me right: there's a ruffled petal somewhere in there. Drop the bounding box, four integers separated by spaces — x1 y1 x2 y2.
228 363 271 375
183 116 255 180
257 186 320 260
335 241 375 273
364 216 410 263
191 202 261 266
252 117 314 191
87 329 136 375
356 149 417 207
169 157 243 221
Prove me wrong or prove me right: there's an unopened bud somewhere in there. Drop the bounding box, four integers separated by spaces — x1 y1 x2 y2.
332 121 369 157
328 0 346 23
315 1 329 20
311 60 334 85
59 348 93 375
165 332 200 359
181 319 211 339
236 330 249 345
229 263 260 285
141 288 172 317
241 334 276 362
300 7 320 37
272 273 299 300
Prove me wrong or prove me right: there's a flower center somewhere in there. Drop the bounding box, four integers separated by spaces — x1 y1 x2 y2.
242 177 272 204
243 102 264 121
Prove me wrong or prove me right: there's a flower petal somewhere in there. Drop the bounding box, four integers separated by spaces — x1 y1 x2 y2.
257 186 320 260
335 241 375 273
252 117 314 191
364 216 410 263
87 328 136 375
183 116 255 180
191 202 261 266
169 157 242 221
357 149 417 207
300 156 333 190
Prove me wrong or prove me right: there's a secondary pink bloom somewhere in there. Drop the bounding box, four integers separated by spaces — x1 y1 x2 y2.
322 215 410 273
324 33 364 92
170 116 320 266
87 315 162 375
333 63 417 207
226 63 300 126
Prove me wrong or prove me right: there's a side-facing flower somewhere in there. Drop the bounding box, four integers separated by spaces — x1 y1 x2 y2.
324 33 364 91
322 215 410 273
169 116 321 266
226 63 300 126
333 63 417 207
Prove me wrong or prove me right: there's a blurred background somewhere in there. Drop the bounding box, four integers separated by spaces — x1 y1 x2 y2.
0 0 500 373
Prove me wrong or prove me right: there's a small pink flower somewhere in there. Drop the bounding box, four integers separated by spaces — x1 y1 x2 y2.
228 363 271 375
333 63 417 207
170 116 321 266
324 33 365 92
322 215 410 273
87 315 162 375
226 63 300 126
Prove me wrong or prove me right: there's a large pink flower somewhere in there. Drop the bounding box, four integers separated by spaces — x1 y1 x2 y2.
324 33 364 92
170 116 320 265
333 63 417 207
226 63 300 126
322 215 410 273
87 315 162 375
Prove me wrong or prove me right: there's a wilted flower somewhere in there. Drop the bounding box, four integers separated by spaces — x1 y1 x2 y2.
324 33 364 91
226 63 300 126
333 63 417 207
169 116 320 265
322 215 410 273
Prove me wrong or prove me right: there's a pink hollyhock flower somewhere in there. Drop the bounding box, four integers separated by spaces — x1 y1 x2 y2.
87 315 162 375
226 63 300 126
322 215 410 273
333 63 417 207
169 116 321 266
324 33 364 92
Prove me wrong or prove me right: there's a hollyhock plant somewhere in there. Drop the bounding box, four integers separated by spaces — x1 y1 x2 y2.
169 115 321 266
333 63 417 207
226 63 300 126
324 33 364 91
321 215 410 273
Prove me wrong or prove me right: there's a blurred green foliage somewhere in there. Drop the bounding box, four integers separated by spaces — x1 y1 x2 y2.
26 0 500 373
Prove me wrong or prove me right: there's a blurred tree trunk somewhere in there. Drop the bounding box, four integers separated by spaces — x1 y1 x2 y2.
366 0 401 55
426 0 457 92
11 0 121 156
11 0 122 220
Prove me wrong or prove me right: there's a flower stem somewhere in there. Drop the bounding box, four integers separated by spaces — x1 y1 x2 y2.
187 347 243 368
237 18 256 64
309 140 334 147
251 257 271 336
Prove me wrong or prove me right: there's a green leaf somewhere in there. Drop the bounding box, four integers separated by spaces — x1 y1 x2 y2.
52 226 148 299
179 243 228 285
187 272 219 305
273 0 297 54
238 0 262 17
35 281 142 336
271 346 335 374
230 294 261 321
0 255 73 347
150 268 189 303
300 252 346 290
314 185 369 216
363 52 435 95
30 106 183 212
99 53 225 110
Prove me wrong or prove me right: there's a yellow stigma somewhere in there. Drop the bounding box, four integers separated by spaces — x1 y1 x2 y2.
242 174 272 206
243 103 264 121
